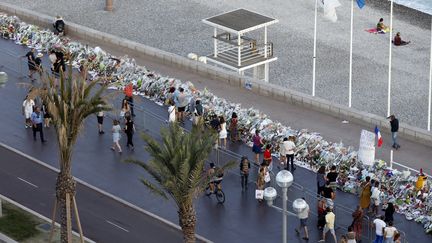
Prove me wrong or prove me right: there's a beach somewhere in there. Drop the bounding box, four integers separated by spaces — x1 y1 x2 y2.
1 0 431 128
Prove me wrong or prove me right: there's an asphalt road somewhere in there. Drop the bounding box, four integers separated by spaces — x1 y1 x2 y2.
0 37 431 243
0 145 188 243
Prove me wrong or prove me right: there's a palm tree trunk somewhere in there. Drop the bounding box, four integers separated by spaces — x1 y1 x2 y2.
56 171 76 243
178 204 196 243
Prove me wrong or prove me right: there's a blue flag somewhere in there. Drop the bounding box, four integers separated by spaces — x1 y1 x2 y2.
356 0 365 9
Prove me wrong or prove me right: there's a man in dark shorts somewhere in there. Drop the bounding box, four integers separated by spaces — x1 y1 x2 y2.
25 48 36 81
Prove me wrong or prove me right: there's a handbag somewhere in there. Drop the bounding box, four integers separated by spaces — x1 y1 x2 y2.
255 189 264 199
264 172 271 183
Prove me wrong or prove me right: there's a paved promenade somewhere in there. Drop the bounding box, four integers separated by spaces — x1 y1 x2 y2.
2 0 431 128
1 36 431 242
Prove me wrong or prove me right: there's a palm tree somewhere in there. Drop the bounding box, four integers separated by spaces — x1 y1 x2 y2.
36 61 111 243
127 123 234 243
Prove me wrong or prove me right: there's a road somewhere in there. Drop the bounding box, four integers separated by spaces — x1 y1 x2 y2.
0 36 431 243
0 145 192 243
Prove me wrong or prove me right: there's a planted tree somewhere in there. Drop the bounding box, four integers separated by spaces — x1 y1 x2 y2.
35 63 111 243
127 123 234 243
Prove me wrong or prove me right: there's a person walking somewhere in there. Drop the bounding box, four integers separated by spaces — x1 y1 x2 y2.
34 53 43 78
370 181 382 216
124 116 136 150
322 181 335 207
263 144 273 171
239 156 250 191
120 99 130 122
168 100 176 123
111 119 122 153
327 165 338 191
317 197 327 230
256 166 266 202
31 106 46 143
218 116 227 148
372 215 386 243
96 104 105 134
125 95 135 117
41 100 51 128
252 130 264 165
22 95 35 128
383 221 398 243
284 136 296 171
359 176 372 211
193 99 204 126
229 112 239 142
384 202 395 224
319 207 337 242
317 165 327 196
175 87 188 123
295 198 310 241
388 115 400 149
346 226 357 243
25 48 37 81
351 205 363 242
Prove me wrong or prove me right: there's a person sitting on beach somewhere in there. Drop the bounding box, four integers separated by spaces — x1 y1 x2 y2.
393 32 410 46
376 18 387 33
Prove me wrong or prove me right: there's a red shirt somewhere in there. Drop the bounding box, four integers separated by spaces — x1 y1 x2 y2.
264 149 272 162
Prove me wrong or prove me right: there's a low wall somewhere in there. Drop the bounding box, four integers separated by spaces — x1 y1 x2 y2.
1 2 431 145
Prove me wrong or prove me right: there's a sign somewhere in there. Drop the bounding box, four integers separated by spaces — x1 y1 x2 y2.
358 130 375 166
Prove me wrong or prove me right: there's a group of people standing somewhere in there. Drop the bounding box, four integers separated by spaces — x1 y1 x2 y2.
22 91 50 143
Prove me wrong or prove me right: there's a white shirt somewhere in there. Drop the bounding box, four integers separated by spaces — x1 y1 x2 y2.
168 105 175 122
384 226 397 238
373 218 386 236
282 140 295 155
23 99 35 114
297 204 309 219
371 187 381 202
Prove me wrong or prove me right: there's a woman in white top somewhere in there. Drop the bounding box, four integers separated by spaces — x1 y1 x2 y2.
383 221 398 243
279 138 288 167
168 100 176 123
218 116 227 148
111 119 122 153
22 96 35 128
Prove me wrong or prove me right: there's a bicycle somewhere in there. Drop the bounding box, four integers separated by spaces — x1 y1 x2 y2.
205 180 225 204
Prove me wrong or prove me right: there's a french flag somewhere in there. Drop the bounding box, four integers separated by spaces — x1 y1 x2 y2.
375 126 383 147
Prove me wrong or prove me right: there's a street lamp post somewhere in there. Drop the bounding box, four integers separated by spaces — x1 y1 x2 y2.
264 170 306 243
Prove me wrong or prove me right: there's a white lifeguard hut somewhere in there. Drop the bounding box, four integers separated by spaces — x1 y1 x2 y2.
202 9 278 82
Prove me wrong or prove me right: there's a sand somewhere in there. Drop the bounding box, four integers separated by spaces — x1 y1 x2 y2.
1 0 431 128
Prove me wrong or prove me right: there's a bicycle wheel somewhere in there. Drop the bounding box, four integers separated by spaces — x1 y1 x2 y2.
205 186 212 196
216 189 225 204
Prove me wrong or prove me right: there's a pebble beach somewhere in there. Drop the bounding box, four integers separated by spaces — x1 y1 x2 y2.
1 0 432 128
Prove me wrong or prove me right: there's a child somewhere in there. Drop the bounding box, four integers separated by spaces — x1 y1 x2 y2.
168 100 176 123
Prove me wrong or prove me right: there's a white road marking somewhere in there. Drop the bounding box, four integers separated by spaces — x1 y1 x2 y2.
17 177 38 188
106 220 129 233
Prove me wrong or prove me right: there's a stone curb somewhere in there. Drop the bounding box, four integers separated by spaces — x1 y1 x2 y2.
1 2 431 146
0 232 18 243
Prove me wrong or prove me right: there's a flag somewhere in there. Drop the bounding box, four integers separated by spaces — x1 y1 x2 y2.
318 0 342 22
375 126 383 147
356 0 365 9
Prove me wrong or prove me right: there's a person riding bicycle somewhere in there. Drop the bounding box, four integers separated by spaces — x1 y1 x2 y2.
207 163 224 194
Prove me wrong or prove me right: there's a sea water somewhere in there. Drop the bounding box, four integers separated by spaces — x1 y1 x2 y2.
394 0 432 15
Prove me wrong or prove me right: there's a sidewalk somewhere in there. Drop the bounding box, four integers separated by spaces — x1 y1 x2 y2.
70 31 432 174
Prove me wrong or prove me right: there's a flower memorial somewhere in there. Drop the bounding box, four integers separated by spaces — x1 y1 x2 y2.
0 12 431 234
